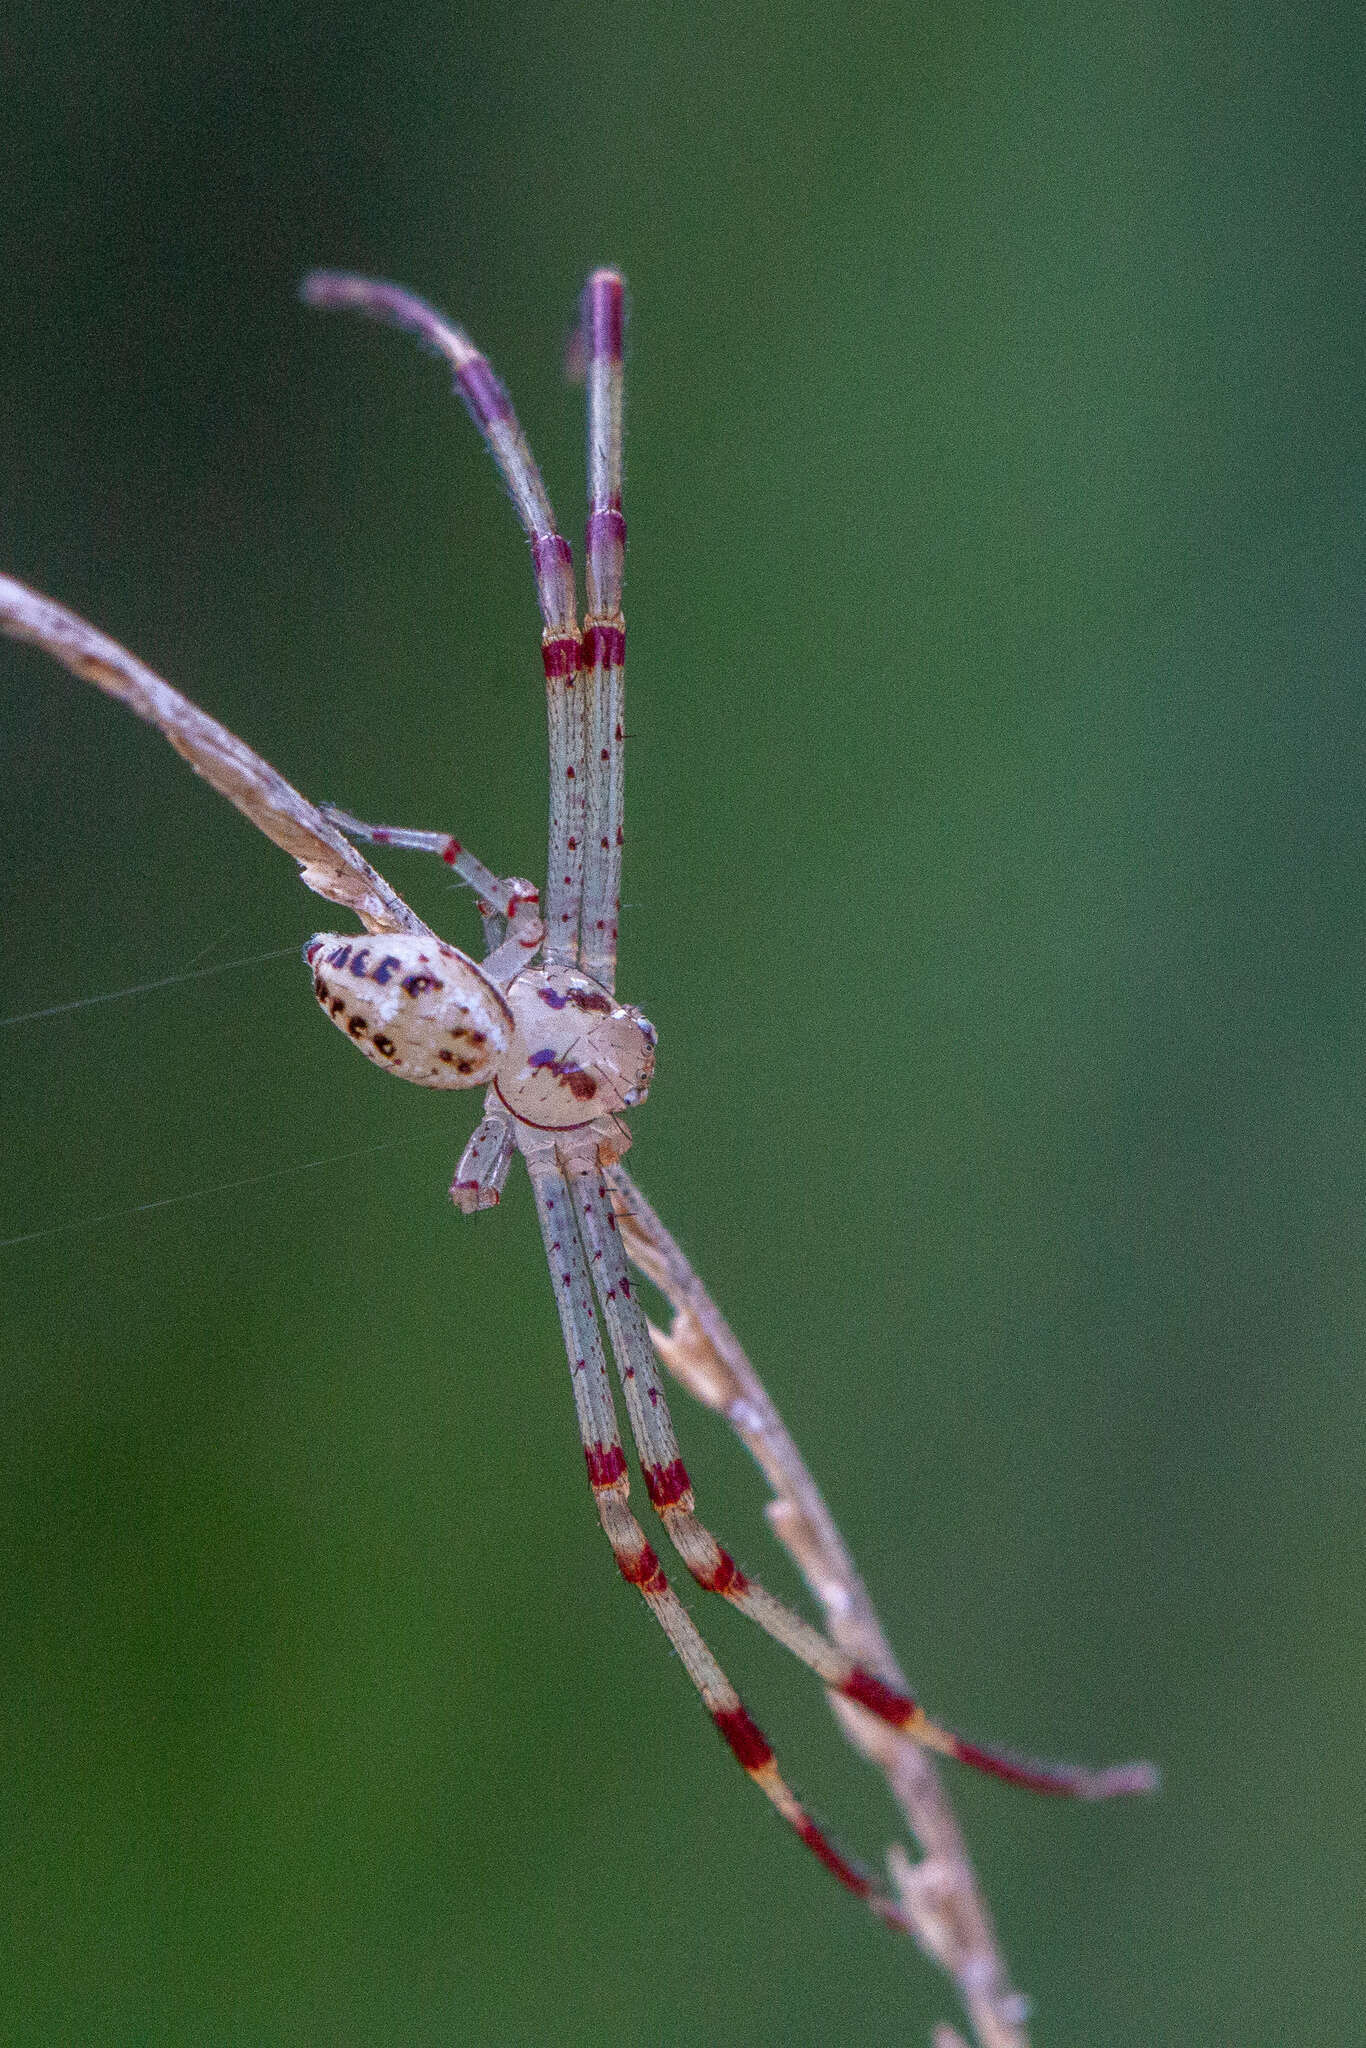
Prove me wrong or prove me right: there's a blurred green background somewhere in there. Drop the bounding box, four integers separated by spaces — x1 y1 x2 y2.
2 4 1362 2043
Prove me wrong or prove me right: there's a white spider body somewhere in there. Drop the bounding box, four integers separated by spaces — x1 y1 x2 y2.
304 933 655 1130
303 932 510 1086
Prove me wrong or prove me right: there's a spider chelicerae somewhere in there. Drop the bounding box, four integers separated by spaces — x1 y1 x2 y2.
0 265 1154 1947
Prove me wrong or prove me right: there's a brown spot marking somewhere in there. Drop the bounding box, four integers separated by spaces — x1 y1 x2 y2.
75 654 126 689
313 976 329 1002
347 1015 368 1039
372 1035 396 1059
438 1048 456 1064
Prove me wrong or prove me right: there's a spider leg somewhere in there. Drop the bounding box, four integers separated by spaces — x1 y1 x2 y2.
302 274 586 968
0 576 427 941
451 1104 517 1213
317 805 542 972
575 271 627 990
318 805 533 921
570 1169 1156 1801
523 1143 916 1934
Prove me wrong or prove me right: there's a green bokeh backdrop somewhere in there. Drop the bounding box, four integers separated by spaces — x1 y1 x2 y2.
3 5 1363 2042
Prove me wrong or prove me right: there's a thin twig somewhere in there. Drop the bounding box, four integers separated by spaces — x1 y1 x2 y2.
606 1162 1032 2048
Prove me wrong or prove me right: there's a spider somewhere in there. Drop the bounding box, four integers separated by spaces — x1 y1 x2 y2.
0 267 1155 1944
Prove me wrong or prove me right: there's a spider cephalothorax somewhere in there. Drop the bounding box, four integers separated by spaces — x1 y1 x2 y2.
494 964 656 1125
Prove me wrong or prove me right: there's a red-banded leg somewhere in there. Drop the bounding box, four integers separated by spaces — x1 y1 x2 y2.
302 274 586 968
524 1142 915 1931
317 805 543 980
570 1170 1156 1801
576 271 627 991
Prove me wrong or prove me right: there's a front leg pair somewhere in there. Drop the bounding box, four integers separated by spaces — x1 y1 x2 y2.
320 804 542 973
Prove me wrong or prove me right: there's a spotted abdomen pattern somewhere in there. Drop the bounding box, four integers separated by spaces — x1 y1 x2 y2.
304 933 512 1088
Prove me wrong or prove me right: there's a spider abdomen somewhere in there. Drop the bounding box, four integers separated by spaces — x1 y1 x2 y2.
303 932 511 1087
494 966 656 1128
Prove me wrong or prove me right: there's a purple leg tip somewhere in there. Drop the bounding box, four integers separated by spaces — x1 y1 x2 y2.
583 270 625 364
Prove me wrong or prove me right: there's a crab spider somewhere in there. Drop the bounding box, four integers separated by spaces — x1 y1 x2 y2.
0 266 1155 1952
